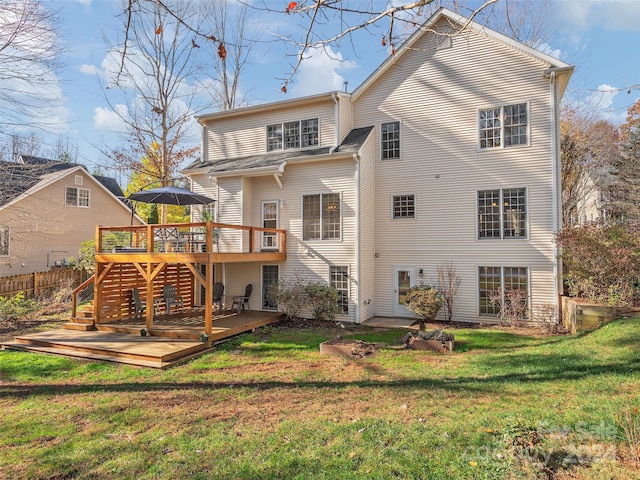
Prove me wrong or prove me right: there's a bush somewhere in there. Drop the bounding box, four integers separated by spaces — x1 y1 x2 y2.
405 284 442 330
305 282 340 322
266 275 308 320
0 292 39 323
555 221 640 306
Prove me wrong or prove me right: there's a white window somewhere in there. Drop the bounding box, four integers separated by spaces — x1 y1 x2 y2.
381 121 400 159
478 188 526 239
393 195 415 219
0 226 9 256
202 202 216 221
261 201 279 250
66 187 90 207
74 175 83 185
479 103 528 149
303 193 340 240
267 118 319 152
330 266 349 314
262 265 279 310
479 266 528 316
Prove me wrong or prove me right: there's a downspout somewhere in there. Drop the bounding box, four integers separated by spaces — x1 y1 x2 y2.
329 93 340 154
548 70 562 321
353 152 361 323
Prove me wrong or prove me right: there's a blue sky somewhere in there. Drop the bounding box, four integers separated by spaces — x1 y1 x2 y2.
17 0 640 176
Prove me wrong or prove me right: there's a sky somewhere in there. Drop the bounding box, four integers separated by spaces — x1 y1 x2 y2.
5 0 640 180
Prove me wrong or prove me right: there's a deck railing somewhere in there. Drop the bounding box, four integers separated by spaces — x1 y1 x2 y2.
71 274 95 319
97 221 286 256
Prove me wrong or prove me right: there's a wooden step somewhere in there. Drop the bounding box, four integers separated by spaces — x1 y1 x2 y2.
3 329 212 368
63 322 96 331
95 324 201 340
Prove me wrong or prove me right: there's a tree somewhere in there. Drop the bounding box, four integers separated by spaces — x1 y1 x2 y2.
560 106 619 226
436 262 461 323
609 99 640 220
201 0 257 110
0 0 64 130
117 0 502 93
105 0 201 223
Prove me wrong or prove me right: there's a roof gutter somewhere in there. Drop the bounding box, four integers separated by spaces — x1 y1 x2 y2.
548 70 563 321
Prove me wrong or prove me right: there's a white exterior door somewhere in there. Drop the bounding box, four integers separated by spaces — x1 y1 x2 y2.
393 266 415 317
261 201 279 250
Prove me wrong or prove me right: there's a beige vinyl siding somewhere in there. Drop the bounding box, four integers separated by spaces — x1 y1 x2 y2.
0 171 137 276
190 173 218 221
353 21 557 322
358 131 377 321
248 158 357 318
203 100 336 161
338 95 354 144
215 177 244 253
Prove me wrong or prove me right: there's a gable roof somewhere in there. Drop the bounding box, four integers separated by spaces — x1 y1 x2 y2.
0 156 138 220
351 7 573 101
183 126 374 178
0 158 77 206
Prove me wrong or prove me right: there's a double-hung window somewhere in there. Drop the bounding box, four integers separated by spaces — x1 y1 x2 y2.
0 226 8 256
381 121 400 159
303 193 341 240
478 188 526 239
479 103 528 149
330 266 349 314
392 195 415 219
267 118 319 152
66 187 90 207
479 266 528 316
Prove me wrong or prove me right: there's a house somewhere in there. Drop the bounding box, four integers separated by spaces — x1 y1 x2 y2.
0 155 143 276
181 8 573 324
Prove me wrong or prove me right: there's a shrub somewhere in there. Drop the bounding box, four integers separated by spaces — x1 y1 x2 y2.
555 221 640 306
0 292 39 323
266 275 308 320
305 282 340 322
488 287 528 326
405 284 442 330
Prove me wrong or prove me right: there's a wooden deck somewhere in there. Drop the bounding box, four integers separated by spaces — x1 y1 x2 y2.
2 310 283 369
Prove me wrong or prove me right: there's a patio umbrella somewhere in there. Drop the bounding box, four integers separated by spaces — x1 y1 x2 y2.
128 185 215 206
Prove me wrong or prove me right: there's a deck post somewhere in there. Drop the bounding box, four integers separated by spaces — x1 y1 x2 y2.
145 263 154 331
204 221 214 336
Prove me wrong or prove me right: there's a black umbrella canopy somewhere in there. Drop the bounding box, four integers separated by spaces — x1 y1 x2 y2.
128 186 215 206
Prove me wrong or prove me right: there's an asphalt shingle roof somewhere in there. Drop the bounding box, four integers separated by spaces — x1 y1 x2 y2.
183 126 374 176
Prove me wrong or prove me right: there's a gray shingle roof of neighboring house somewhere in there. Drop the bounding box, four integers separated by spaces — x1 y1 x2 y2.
183 126 374 176
1 155 128 208
0 157 78 206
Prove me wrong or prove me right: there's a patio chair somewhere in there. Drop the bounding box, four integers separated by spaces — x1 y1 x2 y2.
162 284 184 314
231 283 252 314
131 288 147 320
213 282 225 313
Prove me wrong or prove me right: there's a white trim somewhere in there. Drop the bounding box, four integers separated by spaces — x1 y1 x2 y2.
261 264 280 311
261 200 279 251
391 193 416 220
477 102 531 152
380 120 402 161
265 116 320 152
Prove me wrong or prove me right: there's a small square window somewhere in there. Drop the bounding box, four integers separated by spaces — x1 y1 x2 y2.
393 195 415 219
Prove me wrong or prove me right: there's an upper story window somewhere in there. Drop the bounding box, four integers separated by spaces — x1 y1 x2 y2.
381 121 400 159
303 193 341 240
393 194 415 219
478 188 527 239
267 118 319 152
479 103 528 149
0 226 8 256
66 187 90 207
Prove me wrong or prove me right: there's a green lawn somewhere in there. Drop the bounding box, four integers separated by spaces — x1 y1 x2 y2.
1 318 639 479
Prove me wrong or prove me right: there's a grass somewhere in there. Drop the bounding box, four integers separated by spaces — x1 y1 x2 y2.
1 317 640 479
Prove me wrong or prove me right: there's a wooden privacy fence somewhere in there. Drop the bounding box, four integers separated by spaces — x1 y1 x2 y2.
0 268 84 298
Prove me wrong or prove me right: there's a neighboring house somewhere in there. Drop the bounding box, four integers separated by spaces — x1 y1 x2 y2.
182 8 573 324
0 155 143 276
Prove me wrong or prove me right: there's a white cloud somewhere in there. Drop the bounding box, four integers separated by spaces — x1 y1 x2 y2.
585 84 627 123
537 42 562 60
290 47 357 97
79 63 99 75
556 0 640 31
93 104 129 132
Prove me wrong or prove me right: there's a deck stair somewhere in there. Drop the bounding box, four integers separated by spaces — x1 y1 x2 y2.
64 301 96 331
2 329 212 369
